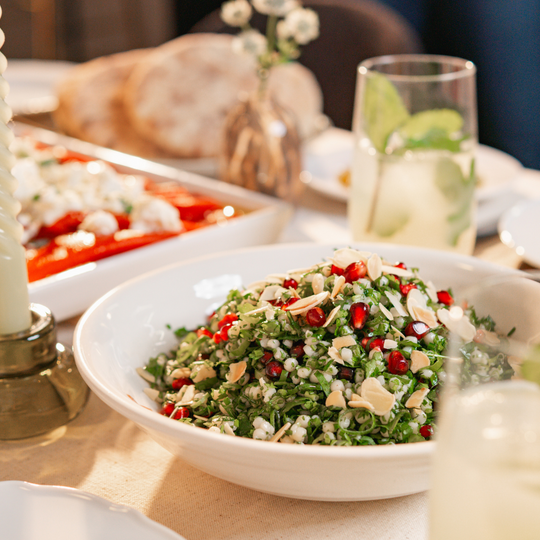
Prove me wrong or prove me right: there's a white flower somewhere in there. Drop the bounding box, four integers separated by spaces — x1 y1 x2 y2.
220 0 252 27
232 29 268 57
252 0 299 17
281 7 319 44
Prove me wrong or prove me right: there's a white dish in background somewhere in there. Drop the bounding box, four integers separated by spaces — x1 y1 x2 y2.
303 128 523 204
499 197 540 267
4 60 75 115
73 242 531 502
18 124 293 322
0 481 184 540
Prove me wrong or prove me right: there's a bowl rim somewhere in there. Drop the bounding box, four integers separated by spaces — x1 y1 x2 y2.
73 241 521 458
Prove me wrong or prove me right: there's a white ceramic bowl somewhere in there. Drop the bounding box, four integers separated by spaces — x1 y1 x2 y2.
73 243 530 501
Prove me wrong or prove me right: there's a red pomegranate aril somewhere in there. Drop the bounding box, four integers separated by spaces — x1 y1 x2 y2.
218 313 238 329
212 332 222 344
261 351 274 365
266 360 283 379
399 283 417 296
282 297 300 309
196 327 213 338
306 307 326 327
344 261 367 283
173 407 190 420
338 366 354 380
370 337 385 350
388 350 409 375
419 424 433 439
219 323 232 341
395 262 408 270
404 320 430 339
290 341 305 358
160 402 175 416
350 302 370 329
171 377 193 390
331 264 344 276
437 290 454 306
283 278 298 289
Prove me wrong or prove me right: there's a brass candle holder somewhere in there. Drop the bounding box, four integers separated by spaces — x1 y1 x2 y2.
0 304 89 440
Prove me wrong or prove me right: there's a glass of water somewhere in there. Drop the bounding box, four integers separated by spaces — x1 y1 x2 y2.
429 273 540 539
348 55 477 254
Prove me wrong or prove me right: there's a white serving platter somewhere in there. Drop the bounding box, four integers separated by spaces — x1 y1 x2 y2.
16 124 293 322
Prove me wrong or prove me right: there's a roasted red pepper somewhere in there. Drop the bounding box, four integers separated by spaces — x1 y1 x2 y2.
26 229 179 282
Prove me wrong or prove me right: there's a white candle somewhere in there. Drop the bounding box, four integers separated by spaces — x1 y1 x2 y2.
0 7 31 334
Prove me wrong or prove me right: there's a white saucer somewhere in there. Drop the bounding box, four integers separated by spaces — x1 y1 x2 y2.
499 197 540 267
0 481 185 540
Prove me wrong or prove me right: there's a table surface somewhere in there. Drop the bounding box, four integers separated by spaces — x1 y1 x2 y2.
0 180 531 540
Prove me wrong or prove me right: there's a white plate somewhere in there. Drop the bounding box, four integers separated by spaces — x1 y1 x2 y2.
4 60 75 115
498 197 540 267
0 481 184 540
73 242 532 501
303 128 523 205
18 125 293 322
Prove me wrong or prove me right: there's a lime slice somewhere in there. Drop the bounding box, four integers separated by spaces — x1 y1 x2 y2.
399 109 463 140
364 72 409 153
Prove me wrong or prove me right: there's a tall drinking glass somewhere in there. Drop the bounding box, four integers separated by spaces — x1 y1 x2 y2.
429 273 540 539
349 55 477 254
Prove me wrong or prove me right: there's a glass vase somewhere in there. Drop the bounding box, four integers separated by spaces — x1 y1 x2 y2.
220 83 303 202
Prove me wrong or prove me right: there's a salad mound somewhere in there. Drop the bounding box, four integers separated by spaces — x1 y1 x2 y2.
139 248 514 445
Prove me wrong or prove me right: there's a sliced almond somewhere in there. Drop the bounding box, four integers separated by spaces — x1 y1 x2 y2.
410 305 439 329
311 273 325 295
223 423 236 436
474 328 501 346
405 387 429 409
219 403 229 415
326 390 347 408
192 364 217 383
136 367 156 384
407 288 428 315
171 367 191 379
177 384 197 406
380 264 413 278
391 325 406 339
330 275 346 299
333 335 356 349
385 290 407 317
226 360 247 383
410 350 430 373
269 422 292 442
383 339 397 349
360 377 395 415
285 291 330 315
437 307 476 343
379 303 394 321
260 285 287 302
143 387 160 401
367 253 382 281
323 305 340 327
245 303 272 315
328 346 345 365
328 248 370 269
425 281 439 303
348 394 375 411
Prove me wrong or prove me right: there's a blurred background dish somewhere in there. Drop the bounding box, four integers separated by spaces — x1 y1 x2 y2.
0 481 184 540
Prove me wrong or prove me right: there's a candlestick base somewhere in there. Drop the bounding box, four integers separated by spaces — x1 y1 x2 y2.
0 304 89 440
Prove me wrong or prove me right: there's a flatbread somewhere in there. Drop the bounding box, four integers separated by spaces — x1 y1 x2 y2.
53 49 169 157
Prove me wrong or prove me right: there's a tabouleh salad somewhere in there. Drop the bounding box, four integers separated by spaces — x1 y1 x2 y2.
138 248 514 445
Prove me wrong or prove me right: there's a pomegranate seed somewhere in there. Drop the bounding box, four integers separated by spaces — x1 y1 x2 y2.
437 290 454 306
171 377 193 390
283 278 298 289
282 297 300 309
218 313 238 329
306 307 326 327
338 366 354 380
400 283 417 296
388 350 409 375
361 336 370 349
266 360 283 379
419 424 433 439
344 261 367 283
160 402 175 416
404 320 430 339
395 262 407 270
330 264 344 276
213 332 222 344
173 407 190 420
369 337 385 351
196 327 213 338
261 351 273 365
290 341 305 358
219 323 232 341
350 302 370 329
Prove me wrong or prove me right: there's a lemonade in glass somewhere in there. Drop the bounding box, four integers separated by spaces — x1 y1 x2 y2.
348 55 477 254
